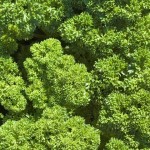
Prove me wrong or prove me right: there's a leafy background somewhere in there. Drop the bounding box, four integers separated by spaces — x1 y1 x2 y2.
0 0 150 149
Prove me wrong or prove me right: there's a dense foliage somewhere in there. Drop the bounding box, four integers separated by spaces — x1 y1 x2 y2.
0 0 150 149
